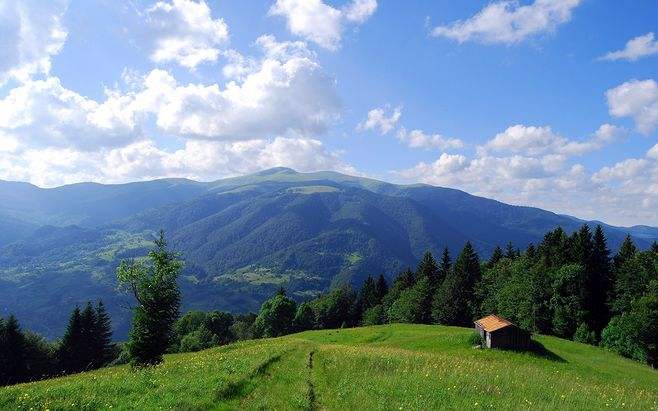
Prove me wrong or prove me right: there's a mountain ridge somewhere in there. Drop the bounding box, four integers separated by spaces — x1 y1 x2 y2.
0 167 656 339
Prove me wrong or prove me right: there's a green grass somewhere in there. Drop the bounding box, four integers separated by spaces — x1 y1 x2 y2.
2 324 657 410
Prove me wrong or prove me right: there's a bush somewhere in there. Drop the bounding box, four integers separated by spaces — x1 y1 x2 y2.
573 322 597 345
362 304 386 326
468 332 484 347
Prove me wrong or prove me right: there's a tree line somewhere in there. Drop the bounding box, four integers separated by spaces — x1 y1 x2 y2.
2 225 656 387
0 301 115 386
250 225 657 367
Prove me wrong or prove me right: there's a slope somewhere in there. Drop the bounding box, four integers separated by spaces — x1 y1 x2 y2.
1 324 656 410
1 168 657 339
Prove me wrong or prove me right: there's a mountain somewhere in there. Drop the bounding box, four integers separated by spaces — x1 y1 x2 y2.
0 167 656 339
2 324 657 409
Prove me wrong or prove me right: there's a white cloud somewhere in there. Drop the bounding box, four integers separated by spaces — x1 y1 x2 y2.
0 0 68 84
0 31 347 186
269 0 377 50
484 124 625 157
395 150 658 226
397 128 464 151
0 77 138 151
344 0 377 23
601 32 658 62
146 0 229 69
393 121 657 226
606 79 658 134
0 137 354 188
431 0 581 44
130 50 339 140
358 106 401 134
592 158 649 183
648 143 658 160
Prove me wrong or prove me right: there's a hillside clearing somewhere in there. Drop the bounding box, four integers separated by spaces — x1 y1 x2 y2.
1 324 657 410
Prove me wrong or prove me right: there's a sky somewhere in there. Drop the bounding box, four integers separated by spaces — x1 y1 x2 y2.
0 0 657 227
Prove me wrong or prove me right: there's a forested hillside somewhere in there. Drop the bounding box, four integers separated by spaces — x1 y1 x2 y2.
0 168 656 338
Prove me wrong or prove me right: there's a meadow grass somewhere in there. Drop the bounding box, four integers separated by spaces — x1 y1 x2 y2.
1 324 656 410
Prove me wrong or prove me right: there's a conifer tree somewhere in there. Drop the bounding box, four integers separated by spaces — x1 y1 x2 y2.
587 225 612 335
359 275 378 311
488 246 503 267
651 241 658 255
0 315 26 385
438 247 452 283
416 251 439 323
432 242 481 326
505 241 518 259
58 306 84 373
117 231 182 366
614 235 637 269
375 274 388 303
93 301 113 367
79 301 97 370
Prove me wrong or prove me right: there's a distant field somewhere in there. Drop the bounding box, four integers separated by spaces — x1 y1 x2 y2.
1 324 657 410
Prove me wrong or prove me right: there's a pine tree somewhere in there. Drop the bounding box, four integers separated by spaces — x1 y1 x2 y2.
432 242 481 326
359 275 378 311
79 301 97 370
439 247 452 283
58 306 84 373
525 244 536 260
651 241 658 255
587 225 612 336
93 301 113 367
488 246 503 267
375 274 388 303
416 251 439 323
0 315 26 385
117 231 182 366
504 241 518 259
417 251 439 285
614 235 637 269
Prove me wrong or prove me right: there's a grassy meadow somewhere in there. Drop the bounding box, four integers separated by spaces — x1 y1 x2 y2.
1 324 657 410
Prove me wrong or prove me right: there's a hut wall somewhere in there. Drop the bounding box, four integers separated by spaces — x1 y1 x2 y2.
488 326 530 349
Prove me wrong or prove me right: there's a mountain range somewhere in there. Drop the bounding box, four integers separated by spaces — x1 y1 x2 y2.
1 167 656 339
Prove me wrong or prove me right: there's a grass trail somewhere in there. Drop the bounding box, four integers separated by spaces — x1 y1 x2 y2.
1 324 656 410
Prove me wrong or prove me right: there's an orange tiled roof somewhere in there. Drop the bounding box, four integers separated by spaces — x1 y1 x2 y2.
474 315 513 332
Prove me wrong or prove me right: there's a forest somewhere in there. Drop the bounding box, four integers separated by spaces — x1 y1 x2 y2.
1 224 656 387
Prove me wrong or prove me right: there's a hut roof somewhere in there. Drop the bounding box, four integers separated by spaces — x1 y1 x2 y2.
474 315 513 332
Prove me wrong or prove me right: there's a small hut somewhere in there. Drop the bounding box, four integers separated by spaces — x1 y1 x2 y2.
474 315 530 350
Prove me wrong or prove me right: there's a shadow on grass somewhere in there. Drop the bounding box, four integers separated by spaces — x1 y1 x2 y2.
214 352 285 401
500 339 566 363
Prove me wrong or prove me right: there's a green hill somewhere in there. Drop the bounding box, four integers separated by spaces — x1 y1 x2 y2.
2 324 656 410
3 168 658 340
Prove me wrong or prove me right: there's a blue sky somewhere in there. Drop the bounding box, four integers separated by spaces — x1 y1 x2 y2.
0 0 657 226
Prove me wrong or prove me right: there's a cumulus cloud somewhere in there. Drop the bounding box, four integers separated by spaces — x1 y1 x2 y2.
396 128 464 151
393 122 657 226
269 0 377 50
431 0 580 44
0 77 138 151
344 0 378 23
0 0 68 84
601 32 658 62
648 143 658 160
0 137 354 188
0 33 348 187
484 124 626 156
606 79 658 134
146 0 229 69
358 106 401 134
0 35 339 148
